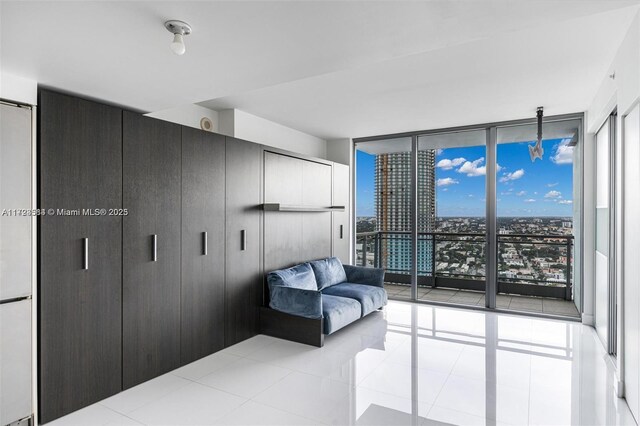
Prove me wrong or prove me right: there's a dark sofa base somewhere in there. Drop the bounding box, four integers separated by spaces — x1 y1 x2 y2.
259 306 325 347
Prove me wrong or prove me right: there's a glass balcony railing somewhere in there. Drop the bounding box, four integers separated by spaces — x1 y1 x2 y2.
355 231 573 300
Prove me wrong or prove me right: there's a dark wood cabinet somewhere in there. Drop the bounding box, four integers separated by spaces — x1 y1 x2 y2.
39 90 123 423
225 138 262 346
38 90 320 422
181 128 226 363
122 112 182 389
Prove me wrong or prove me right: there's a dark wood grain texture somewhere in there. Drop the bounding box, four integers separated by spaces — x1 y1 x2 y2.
38 90 123 423
181 127 226 364
122 112 182 389
259 307 324 347
225 138 262 347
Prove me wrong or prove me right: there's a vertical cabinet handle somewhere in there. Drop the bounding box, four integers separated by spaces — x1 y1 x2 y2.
152 234 158 262
83 237 89 270
203 231 208 256
241 229 247 251
340 224 344 239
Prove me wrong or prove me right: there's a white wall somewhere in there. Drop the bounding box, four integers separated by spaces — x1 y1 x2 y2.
220 109 327 159
586 10 640 410
588 12 639 130
145 104 219 132
326 138 352 166
0 72 37 105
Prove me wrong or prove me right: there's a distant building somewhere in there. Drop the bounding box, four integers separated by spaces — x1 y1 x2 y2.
375 151 436 274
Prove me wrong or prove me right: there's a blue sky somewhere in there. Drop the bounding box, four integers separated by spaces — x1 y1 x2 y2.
356 138 574 217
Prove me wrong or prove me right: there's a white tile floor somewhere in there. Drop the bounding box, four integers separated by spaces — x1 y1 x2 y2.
48 301 635 426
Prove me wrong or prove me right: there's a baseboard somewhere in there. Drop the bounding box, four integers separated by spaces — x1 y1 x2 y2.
582 313 595 326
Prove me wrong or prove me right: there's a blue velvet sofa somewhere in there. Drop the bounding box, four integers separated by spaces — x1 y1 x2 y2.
261 257 387 345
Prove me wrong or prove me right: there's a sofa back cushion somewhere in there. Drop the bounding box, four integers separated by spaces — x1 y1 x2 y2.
267 263 317 291
309 257 347 291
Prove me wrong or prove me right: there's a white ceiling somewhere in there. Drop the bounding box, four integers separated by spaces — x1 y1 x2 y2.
2 1 638 140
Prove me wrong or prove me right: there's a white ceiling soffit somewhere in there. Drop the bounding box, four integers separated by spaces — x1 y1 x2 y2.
200 5 638 140
1 1 637 118
356 137 413 155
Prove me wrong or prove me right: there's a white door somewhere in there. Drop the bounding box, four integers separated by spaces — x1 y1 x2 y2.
624 104 640 421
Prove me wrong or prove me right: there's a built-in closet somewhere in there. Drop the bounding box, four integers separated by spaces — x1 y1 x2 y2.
38 89 349 423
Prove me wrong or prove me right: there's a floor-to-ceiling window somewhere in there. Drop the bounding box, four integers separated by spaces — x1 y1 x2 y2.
355 137 413 300
496 120 580 316
354 115 582 319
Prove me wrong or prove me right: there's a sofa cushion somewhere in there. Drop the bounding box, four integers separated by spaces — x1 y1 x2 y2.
342 265 385 288
309 257 347 291
267 263 317 291
322 283 387 317
321 294 361 334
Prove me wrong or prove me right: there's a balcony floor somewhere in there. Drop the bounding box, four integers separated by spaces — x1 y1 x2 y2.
384 283 580 318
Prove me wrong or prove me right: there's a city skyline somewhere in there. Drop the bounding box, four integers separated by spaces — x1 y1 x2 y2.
356 137 574 218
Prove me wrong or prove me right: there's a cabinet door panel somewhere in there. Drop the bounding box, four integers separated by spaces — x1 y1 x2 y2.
181 127 225 363
39 90 122 423
332 163 350 264
123 112 181 389
225 138 261 346
1 300 32 425
0 104 32 299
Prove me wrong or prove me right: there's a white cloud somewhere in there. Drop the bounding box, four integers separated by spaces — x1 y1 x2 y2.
436 149 444 156
524 199 536 203
457 157 486 176
516 191 526 196
437 177 459 186
545 190 562 199
547 182 559 187
551 139 573 165
436 157 466 170
499 169 525 183
442 188 448 192
558 199 573 205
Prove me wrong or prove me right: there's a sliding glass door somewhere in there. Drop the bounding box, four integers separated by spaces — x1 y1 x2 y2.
416 130 487 306
354 115 582 318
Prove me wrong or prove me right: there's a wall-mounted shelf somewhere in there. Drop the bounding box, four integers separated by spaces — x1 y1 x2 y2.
262 203 345 212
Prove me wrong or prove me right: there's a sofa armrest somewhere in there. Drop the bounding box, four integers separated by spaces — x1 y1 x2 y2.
343 265 385 288
269 286 322 319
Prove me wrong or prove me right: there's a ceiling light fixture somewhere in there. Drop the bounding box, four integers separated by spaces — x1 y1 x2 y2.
164 20 192 55
529 106 544 162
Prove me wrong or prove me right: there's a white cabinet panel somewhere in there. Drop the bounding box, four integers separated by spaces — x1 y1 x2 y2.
0 104 32 300
0 299 32 424
332 163 350 264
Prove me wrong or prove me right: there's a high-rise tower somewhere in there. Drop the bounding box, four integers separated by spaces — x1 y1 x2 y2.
375 150 436 276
